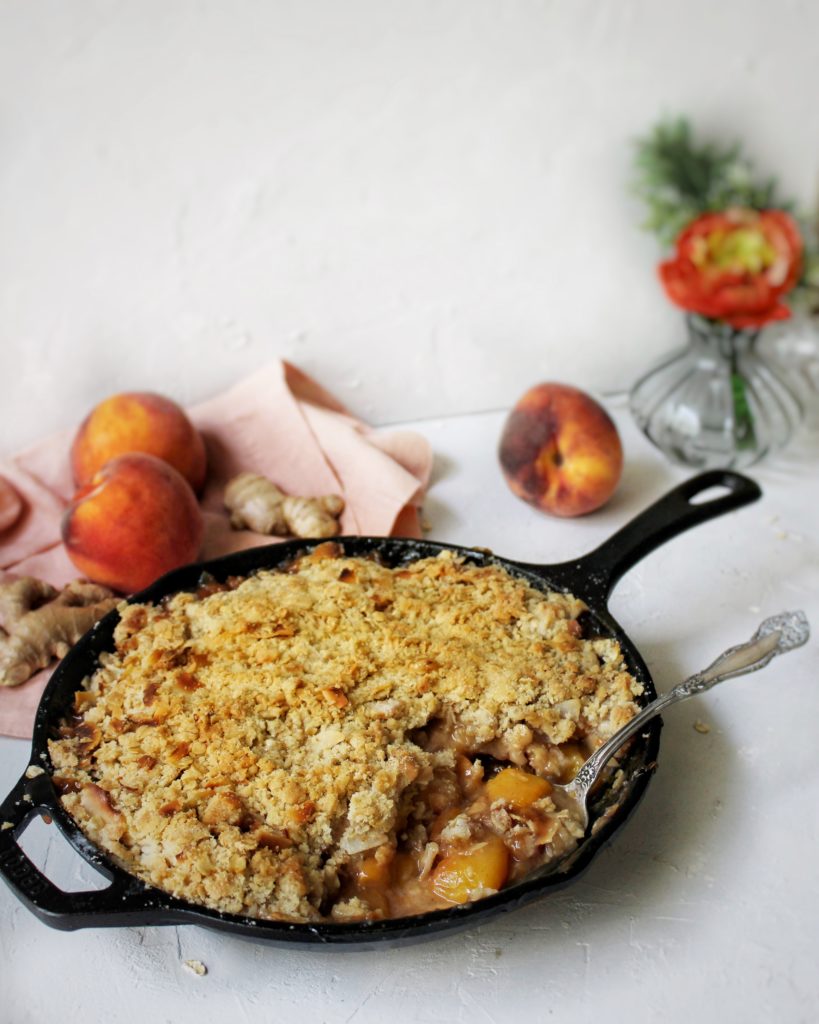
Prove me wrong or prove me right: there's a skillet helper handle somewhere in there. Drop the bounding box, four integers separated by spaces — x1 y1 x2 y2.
0 772 161 928
569 470 762 604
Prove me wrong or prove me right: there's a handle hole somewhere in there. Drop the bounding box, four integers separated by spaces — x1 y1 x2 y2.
16 812 112 893
688 484 733 506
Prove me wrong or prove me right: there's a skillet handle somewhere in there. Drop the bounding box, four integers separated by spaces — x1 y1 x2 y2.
547 470 762 605
0 771 174 929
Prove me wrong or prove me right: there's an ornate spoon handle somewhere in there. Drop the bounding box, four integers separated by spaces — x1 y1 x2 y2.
564 611 810 821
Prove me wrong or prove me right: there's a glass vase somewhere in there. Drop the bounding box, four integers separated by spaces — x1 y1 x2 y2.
629 315 803 470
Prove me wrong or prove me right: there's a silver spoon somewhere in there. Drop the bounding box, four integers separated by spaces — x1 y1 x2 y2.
552 610 810 832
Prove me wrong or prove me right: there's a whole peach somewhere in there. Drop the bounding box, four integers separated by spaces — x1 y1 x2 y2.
71 391 207 493
62 453 205 593
499 383 623 517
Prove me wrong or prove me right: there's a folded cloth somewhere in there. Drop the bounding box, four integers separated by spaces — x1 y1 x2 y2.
0 361 432 739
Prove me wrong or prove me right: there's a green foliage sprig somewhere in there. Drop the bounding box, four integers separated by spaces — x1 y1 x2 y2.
633 118 790 247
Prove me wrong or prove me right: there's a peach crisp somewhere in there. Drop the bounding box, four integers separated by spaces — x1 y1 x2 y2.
48 547 643 922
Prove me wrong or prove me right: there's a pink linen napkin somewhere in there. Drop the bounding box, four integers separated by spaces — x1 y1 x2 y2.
0 361 432 739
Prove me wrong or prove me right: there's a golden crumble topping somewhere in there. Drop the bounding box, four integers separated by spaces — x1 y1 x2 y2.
49 547 643 922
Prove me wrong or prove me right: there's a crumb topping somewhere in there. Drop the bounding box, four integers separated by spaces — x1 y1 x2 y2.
49 548 642 921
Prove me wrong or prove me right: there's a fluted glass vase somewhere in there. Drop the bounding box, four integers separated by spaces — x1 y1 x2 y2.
629 315 803 469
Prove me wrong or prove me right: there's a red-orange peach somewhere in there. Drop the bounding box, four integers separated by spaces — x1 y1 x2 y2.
71 391 207 493
498 383 623 517
62 453 205 593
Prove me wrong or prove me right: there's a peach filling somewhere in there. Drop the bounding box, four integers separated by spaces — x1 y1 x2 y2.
335 743 592 920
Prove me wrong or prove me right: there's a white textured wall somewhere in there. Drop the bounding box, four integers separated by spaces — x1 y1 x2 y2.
2 0 818 446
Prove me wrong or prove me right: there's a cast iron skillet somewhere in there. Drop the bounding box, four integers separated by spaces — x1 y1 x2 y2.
0 469 761 949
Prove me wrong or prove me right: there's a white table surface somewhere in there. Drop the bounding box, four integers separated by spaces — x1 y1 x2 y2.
2 400 818 1024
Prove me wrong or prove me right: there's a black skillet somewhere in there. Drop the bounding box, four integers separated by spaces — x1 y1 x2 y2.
0 469 761 949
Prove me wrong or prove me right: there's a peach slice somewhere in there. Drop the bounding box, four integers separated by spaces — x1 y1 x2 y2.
484 766 552 809
431 835 510 904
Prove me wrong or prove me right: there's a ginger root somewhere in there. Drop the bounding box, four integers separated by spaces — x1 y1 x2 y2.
0 577 119 687
224 473 345 539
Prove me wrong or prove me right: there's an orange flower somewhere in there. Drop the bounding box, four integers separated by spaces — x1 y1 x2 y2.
659 208 803 329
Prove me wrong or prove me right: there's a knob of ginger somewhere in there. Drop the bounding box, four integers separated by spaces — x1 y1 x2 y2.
0 577 118 687
224 472 344 539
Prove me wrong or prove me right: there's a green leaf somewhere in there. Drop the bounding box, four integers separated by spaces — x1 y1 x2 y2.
632 117 790 247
